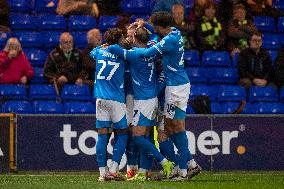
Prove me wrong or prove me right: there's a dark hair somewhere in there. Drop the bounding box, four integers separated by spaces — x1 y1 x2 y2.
250 31 262 39
150 11 173 28
134 27 149 44
104 28 124 45
202 0 217 15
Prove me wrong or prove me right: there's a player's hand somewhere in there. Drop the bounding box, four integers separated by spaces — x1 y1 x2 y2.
75 78 83 85
57 75 68 85
20 76 27 84
8 49 18 59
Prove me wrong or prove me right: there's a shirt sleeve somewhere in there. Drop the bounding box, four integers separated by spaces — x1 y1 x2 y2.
89 47 98 59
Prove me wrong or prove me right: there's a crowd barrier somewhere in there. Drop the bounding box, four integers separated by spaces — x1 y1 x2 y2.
0 114 16 173
1 114 284 172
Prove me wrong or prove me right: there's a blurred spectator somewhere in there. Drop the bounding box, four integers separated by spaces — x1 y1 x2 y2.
44 32 84 89
0 0 10 32
237 31 274 89
217 0 251 28
152 0 184 13
88 0 122 17
196 1 225 51
274 46 284 89
56 0 97 17
0 38 34 84
189 0 212 25
227 4 257 57
81 29 102 86
172 3 195 49
247 0 284 19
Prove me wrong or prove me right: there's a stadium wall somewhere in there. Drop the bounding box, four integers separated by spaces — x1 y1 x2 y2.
9 114 284 171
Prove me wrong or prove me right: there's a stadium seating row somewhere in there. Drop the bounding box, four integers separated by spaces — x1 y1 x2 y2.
1 84 284 103
0 100 96 114
1 100 284 114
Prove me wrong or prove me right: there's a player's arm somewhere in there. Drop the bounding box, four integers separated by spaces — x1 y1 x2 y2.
107 44 124 59
89 47 99 59
108 44 137 62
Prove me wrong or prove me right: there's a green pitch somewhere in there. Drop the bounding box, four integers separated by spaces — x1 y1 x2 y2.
0 171 283 189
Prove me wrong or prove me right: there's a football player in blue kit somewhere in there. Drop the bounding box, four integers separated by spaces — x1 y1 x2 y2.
90 28 129 181
108 25 174 180
142 12 202 180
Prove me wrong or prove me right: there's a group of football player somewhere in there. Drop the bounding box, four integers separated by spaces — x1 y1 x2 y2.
90 11 201 182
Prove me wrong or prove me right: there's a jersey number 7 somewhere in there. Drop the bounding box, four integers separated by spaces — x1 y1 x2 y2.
97 60 120 80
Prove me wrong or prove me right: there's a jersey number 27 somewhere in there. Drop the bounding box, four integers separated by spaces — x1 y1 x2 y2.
97 60 120 80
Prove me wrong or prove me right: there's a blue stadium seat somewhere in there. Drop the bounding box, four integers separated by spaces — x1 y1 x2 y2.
262 33 283 50
268 50 278 64
279 87 284 102
273 0 284 12
202 51 230 67
0 32 11 48
231 53 239 67
69 15 97 31
186 105 195 114
71 32 88 49
184 50 200 66
120 0 153 14
221 102 254 114
0 84 27 100
218 85 246 102
2 100 32 113
33 100 64 114
10 14 38 30
8 0 33 13
24 49 47 67
253 16 276 32
278 17 284 32
61 84 91 101
42 31 61 49
13 32 42 48
29 84 57 100
34 0 58 13
184 0 194 10
211 102 222 114
31 67 48 83
254 102 284 114
130 15 150 23
64 101 96 114
39 15 66 31
249 86 278 102
189 85 218 101
98 16 119 32
186 67 207 84
207 68 239 84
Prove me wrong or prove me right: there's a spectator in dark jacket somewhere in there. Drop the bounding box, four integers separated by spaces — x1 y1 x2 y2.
44 32 84 88
274 45 284 89
0 0 10 32
0 38 34 84
196 1 225 52
172 3 195 49
237 31 274 88
81 29 102 85
227 3 257 57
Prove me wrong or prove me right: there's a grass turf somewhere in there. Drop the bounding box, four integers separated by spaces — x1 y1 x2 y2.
0 171 283 189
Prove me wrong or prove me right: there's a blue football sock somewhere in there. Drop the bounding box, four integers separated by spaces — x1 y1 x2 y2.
170 131 191 169
112 133 128 164
139 136 153 170
159 139 178 165
134 135 164 163
126 136 139 166
96 133 108 167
